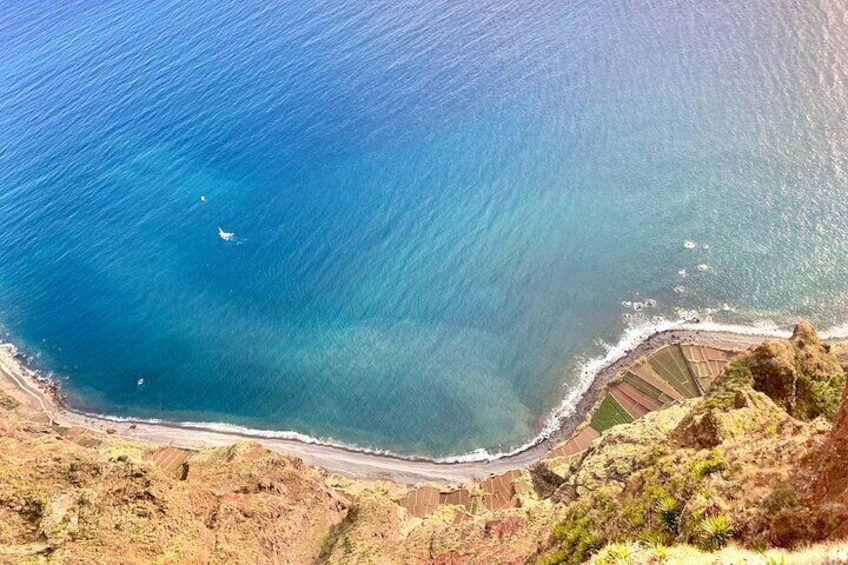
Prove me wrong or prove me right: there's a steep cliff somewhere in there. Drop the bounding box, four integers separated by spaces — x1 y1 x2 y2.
534 323 848 565
1 324 848 564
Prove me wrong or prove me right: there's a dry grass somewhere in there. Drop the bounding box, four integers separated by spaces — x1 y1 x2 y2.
590 540 848 565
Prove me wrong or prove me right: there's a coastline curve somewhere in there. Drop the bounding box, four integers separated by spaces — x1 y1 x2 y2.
0 319 797 483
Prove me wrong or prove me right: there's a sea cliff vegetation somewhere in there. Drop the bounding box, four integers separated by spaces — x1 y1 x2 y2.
0 323 847 564
535 322 848 565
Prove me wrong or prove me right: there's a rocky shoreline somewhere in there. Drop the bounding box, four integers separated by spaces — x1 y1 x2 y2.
0 327 771 483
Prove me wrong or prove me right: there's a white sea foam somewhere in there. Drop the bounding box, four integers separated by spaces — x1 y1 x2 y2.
0 314 823 465
822 324 848 339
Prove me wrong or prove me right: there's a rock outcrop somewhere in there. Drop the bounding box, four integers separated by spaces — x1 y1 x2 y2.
749 321 846 420
2 323 848 564
534 323 848 565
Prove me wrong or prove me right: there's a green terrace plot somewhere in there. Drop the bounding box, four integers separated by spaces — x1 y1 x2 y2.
628 363 685 402
590 394 634 432
587 343 743 435
646 345 701 398
622 372 678 406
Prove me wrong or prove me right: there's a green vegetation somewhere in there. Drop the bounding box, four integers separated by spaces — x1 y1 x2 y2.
648 347 700 398
747 322 846 421
320 532 333 556
617 453 690 519
690 450 727 479
762 484 799 513
592 542 635 565
623 373 675 405
656 495 681 535
530 461 565 498
699 515 732 550
0 390 20 410
535 324 848 564
539 509 602 565
694 358 754 415
590 395 634 432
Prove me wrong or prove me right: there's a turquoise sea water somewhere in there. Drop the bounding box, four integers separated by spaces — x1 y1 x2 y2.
1 1 847 457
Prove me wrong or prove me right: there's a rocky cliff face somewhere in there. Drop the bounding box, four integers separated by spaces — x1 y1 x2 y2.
0 428 350 564
0 386 560 564
810 341 848 538
534 323 848 565
748 322 846 421
1 324 848 564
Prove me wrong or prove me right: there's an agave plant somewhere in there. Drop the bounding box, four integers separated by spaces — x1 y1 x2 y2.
700 514 733 550
656 495 681 535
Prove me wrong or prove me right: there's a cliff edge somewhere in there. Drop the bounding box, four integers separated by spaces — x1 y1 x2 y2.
1 324 848 564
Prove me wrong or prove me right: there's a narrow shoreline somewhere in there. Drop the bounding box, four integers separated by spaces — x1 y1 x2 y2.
0 328 771 484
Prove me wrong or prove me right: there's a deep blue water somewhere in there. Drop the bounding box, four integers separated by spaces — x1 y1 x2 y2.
1 1 847 457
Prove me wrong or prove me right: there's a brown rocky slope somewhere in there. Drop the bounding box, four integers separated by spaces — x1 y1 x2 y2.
1 323 848 564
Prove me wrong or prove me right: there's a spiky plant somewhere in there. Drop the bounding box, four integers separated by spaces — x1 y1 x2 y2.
656 495 681 534
700 514 733 550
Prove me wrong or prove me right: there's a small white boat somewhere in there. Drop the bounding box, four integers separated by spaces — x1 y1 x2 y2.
683 240 696 250
200 195 207 202
137 378 144 386
218 226 234 241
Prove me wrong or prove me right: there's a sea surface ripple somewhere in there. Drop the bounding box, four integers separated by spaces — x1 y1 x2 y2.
0 0 847 457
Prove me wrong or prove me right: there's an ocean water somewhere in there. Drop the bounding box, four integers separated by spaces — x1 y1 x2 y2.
1 0 847 458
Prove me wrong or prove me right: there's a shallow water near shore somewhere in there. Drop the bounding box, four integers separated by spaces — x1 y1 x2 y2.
1 1 848 458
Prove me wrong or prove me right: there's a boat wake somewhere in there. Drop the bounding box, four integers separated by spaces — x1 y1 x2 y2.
217 226 235 241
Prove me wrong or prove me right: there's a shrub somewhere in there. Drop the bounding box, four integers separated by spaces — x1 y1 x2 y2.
592 542 635 565
539 511 602 565
616 457 697 540
691 450 727 479
0 391 20 410
699 514 733 550
807 375 846 420
762 485 799 513
656 495 681 534
696 359 755 415
652 543 668 563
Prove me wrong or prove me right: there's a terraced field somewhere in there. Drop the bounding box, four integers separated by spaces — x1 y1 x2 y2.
400 340 739 526
681 344 738 392
542 342 742 472
143 446 193 477
590 394 634 430
59 427 195 478
398 469 531 519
